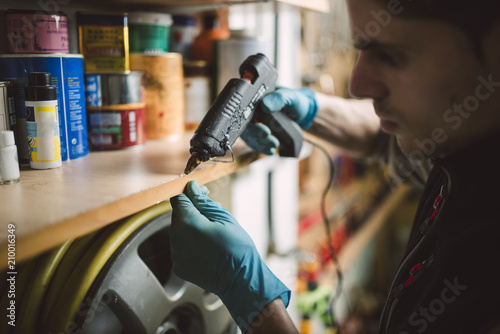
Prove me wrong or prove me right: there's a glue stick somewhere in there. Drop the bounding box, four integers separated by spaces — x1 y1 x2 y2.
24 72 61 169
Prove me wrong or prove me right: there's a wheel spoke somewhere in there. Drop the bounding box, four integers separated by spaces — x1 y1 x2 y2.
78 212 236 334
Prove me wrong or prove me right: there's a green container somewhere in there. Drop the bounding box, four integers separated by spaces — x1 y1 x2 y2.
129 12 172 54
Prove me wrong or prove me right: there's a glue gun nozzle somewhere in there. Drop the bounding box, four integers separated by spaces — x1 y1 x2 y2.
184 155 202 175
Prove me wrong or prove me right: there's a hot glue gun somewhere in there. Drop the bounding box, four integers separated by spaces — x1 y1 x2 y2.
184 53 303 174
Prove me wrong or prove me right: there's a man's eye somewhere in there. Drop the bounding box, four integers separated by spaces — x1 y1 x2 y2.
377 50 404 66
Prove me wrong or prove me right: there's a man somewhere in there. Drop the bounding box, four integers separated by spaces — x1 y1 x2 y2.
170 0 500 332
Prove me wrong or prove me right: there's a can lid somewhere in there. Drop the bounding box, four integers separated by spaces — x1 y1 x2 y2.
129 12 173 26
183 60 210 76
77 12 128 26
172 15 196 26
28 72 52 86
25 72 57 101
7 9 67 17
0 130 15 147
0 54 83 58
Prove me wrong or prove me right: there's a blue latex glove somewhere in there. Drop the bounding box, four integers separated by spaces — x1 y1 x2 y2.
241 87 318 155
170 180 290 332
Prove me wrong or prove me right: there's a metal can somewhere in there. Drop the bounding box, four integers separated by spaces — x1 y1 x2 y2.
183 61 211 130
6 9 69 54
0 54 89 164
130 53 184 139
85 72 146 150
0 82 16 132
78 12 130 72
214 31 274 94
129 12 173 54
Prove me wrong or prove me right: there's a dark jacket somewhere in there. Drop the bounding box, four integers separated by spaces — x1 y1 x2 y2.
379 134 500 334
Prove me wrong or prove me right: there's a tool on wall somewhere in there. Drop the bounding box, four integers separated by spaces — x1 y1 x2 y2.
184 53 303 174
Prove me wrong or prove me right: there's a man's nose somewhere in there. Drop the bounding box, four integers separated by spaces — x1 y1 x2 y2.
349 52 388 100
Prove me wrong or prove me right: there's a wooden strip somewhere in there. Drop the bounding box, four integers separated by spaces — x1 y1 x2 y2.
0 134 258 268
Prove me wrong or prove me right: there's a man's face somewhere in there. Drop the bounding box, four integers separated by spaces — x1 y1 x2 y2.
347 0 500 158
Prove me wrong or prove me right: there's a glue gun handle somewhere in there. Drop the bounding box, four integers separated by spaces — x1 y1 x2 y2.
254 110 303 157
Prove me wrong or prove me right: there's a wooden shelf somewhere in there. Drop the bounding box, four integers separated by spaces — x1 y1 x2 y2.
0 133 260 268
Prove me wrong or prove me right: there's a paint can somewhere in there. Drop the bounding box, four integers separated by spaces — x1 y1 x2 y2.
130 53 184 139
183 61 211 130
6 9 69 54
77 12 129 72
214 30 274 94
0 54 89 164
85 72 146 150
0 82 16 132
129 12 173 54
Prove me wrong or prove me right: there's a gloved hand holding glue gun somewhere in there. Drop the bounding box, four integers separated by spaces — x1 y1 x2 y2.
170 54 320 333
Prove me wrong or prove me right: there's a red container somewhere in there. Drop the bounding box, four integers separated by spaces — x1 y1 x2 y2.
85 71 145 150
87 104 146 150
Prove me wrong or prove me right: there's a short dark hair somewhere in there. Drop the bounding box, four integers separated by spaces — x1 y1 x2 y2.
382 0 500 59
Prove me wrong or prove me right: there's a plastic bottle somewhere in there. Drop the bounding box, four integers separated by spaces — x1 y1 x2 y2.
0 130 20 184
170 15 197 60
24 72 62 169
191 12 230 63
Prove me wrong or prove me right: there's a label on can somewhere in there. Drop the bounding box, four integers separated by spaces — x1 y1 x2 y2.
0 54 89 163
84 72 144 107
130 54 183 139
88 105 145 150
25 100 62 169
78 13 129 72
184 76 211 130
130 24 169 54
6 11 69 53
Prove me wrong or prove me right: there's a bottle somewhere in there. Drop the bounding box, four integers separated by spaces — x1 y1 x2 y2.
170 15 197 60
0 130 20 185
24 72 62 169
191 12 230 63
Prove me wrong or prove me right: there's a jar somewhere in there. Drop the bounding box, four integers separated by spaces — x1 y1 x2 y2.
129 12 173 54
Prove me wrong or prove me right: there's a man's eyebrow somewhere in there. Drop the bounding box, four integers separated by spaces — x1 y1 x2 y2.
354 39 387 50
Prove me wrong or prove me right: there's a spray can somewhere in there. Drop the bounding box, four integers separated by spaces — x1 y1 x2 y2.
24 72 61 169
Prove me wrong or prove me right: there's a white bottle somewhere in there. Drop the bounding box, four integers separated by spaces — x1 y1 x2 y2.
24 72 62 169
0 130 20 184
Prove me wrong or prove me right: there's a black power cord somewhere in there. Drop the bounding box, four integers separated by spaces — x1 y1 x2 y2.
304 138 344 331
